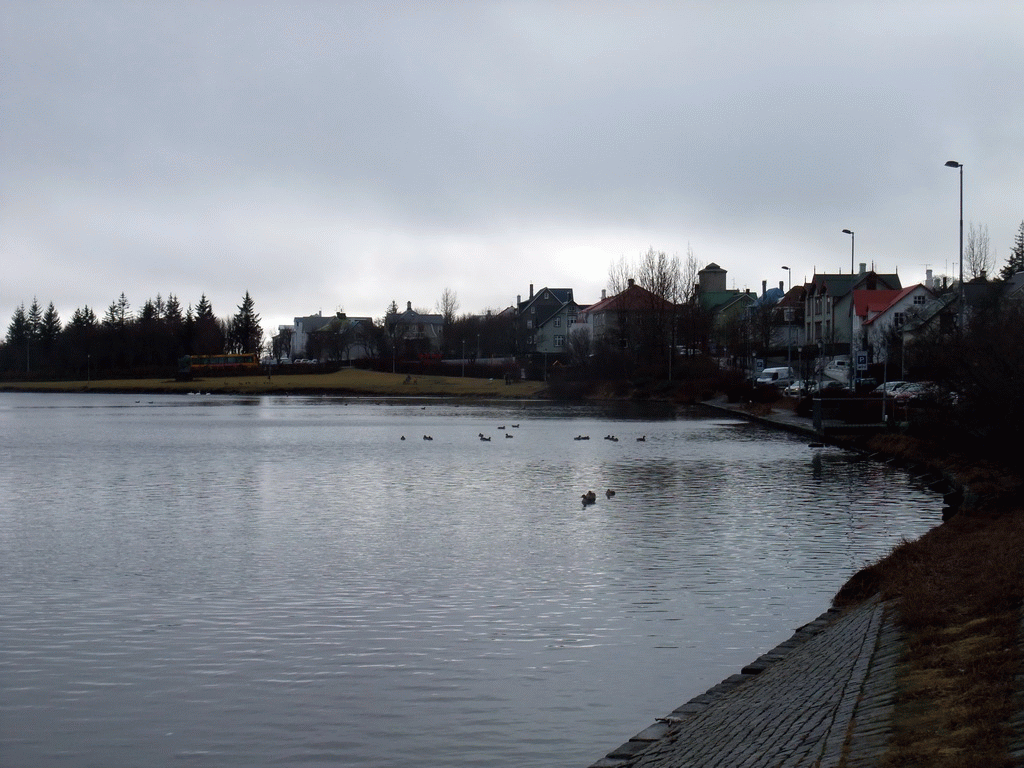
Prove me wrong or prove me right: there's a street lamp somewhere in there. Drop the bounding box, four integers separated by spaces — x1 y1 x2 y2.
842 229 855 387
781 266 792 373
945 160 964 332
841 229 854 274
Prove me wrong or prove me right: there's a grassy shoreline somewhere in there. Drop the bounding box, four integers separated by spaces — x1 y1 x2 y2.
0 368 549 398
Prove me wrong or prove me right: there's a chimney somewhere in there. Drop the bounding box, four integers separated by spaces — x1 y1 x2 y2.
517 294 521 306
627 278 635 287
406 301 412 311
601 289 606 300
529 284 534 299
926 269 933 288
859 263 866 274
762 280 767 295
779 281 785 291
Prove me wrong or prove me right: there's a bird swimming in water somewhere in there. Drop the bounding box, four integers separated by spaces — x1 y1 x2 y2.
581 491 597 505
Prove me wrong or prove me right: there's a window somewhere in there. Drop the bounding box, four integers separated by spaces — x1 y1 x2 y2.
526 320 533 329
554 335 565 347
894 312 905 328
913 294 926 305
553 317 561 327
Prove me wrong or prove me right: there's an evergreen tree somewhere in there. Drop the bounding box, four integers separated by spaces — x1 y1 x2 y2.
228 291 263 354
104 293 131 328
138 298 159 324
192 294 223 355
195 294 214 320
5 303 29 346
1000 220 1024 279
27 298 43 343
164 294 184 326
66 306 98 377
70 305 98 329
40 303 62 348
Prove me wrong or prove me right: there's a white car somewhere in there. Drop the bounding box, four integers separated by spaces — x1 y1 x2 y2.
755 367 796 387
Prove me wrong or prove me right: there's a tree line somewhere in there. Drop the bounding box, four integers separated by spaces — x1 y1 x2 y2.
2 291 262 379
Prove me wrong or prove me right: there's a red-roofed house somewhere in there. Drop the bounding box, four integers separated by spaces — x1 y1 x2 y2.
856 284 934 367
577 278 678 362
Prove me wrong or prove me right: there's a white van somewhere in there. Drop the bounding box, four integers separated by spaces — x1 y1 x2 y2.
755 367 796 387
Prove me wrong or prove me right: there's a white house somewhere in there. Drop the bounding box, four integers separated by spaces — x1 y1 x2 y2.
857 284 934 367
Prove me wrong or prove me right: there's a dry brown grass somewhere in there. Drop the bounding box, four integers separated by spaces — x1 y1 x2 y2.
838 509 1024 767
0 369 548 398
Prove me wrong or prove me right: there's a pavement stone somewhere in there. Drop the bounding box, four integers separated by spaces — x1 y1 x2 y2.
586 598 902 768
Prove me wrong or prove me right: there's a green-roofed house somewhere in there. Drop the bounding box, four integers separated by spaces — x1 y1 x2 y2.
695 262 757 352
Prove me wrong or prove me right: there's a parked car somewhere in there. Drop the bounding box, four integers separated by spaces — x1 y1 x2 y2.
783 379 807 397
893 381 941 404
873 381 908 396
756 367 796 388
807 380 847 394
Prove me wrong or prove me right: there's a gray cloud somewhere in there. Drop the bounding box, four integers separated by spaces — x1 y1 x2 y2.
3 1 1022 333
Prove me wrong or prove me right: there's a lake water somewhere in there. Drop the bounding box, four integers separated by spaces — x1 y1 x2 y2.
0 393 942 767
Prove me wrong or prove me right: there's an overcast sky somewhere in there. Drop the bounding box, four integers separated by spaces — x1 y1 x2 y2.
3 1 1022 335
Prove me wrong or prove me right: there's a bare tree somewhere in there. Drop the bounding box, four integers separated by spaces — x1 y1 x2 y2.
965 222 994 280
567 326 592 369
607 256 632 296
605 247 683 372
680 245 700 304
637 247 682 302
436 288 460 356
436 288 460 323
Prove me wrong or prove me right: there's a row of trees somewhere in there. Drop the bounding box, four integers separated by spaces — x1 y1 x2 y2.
2 292 262 378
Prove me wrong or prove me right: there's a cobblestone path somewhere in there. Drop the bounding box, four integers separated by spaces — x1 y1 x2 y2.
588 599 901 768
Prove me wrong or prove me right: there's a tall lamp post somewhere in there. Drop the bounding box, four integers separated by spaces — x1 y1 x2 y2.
781 266 792 374
842 229 855 387
945 160 964 332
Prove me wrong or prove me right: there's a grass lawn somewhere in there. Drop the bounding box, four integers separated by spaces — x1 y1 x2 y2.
0 368 549 398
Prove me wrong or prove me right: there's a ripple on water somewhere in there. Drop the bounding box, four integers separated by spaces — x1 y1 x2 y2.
0 394 942 767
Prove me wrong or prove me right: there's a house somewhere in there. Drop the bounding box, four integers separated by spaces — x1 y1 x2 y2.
578 279 678 359
1003 271 1024 304
277 313 335 360
513 285 580 356
695 263 756 352
905 271 1024 342
775 284 807 349
857 284 934 369
385 301 445 357
306 313 376 362
804 267 902 353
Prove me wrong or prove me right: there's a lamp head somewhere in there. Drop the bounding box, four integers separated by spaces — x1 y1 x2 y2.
842 229 853 235
945 160 962 168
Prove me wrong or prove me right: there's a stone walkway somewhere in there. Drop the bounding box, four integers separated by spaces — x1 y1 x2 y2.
587 598 902 768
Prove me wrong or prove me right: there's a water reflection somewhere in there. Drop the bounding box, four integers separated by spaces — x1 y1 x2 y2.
0 393 941 768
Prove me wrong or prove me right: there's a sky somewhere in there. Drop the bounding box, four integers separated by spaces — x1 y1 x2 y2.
3 1 1023 336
